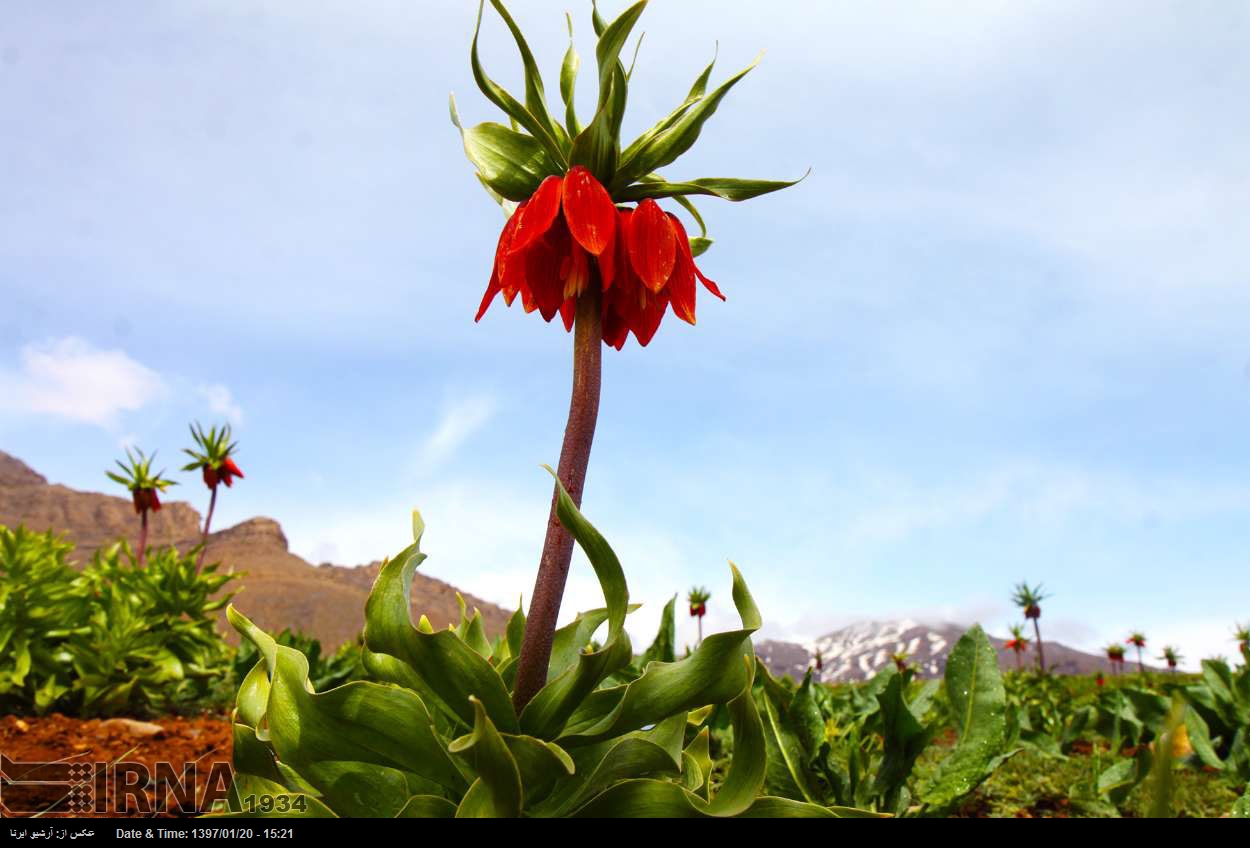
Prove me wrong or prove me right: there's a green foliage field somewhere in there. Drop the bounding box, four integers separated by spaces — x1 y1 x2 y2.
0 524 239 717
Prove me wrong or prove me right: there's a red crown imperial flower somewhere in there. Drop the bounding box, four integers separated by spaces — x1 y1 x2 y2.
455 0 804 349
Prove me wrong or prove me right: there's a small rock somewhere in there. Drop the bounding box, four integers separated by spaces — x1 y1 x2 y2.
99 718 166 738
14 718 30 732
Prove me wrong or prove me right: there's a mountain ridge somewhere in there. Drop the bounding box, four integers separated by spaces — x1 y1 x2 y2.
756 618 1163 681
0 449 513 648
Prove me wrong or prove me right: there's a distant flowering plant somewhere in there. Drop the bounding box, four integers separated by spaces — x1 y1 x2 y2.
1106 643 1127 675
452 0 805 712
1011 581 1050 674
1005 623 1030 671
182 422 245 572
105 447 177 568
1158 645 1182 671
688 585 711 646
1126 631 1147 674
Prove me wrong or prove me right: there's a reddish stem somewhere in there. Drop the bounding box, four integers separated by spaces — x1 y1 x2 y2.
196 484 218 574
137 509 149 569
1031 617 1046 675
512 287 603 713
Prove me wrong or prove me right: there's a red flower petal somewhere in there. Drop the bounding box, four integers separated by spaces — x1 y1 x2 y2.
632 287 669 347
598 209 625 292
559 298 576 332
509 175 564 254
523 219 573 322
150 490 162 512
602 307 630 350
665 214 697 325
626 199 677 293
561 244 591 300
492 210 525 307
475 267 502 323
671 215 725 302
223 457 244 479
562 166 616 256
203 466 219 488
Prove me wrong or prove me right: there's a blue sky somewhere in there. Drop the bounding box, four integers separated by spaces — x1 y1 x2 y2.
2 1 1248 669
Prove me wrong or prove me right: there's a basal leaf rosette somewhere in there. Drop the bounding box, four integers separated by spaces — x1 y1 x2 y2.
454 0 805 349
220 474 857 817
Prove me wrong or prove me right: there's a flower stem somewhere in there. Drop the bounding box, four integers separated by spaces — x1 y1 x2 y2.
196 485 218 574
1032 618 1046 674
137 509 149 569
512 287 603 713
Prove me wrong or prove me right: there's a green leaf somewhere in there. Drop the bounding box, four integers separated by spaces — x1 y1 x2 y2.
1184 706 1224 770
689 237 713 257
1233 786 1250 818
505 604 526 661
448 697 524 818
684 727 713 800
361 532 518 734
502 734 575 805
1098 747 1152 805
486 1 570 152
918 625 1011 812
757 667 820 803
228 605 469 796
395 795 458 818
560 12 581 136
518 466 633 739
216 775 337 818
872 671 933 809
532 736 680 817
618 46 719 167
450 98 560 202
469 1 566 167
300 760 412 818
557 564 760 746
569 1 647 181
617 174 808 203
613 54 762 191
635 594 676 668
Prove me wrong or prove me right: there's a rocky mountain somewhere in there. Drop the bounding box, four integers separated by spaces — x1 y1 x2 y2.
0 450 512 648
756 619 1159 682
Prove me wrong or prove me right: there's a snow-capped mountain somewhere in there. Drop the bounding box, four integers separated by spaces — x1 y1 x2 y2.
755 619 1154 682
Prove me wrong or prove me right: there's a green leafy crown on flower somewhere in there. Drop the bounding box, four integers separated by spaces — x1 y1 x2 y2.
181 421 245 488
1011 581 1049 614
106 447 177 495
452 0 806 349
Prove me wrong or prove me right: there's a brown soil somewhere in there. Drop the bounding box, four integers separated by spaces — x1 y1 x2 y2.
0 713 233 818
1012 797 1072 818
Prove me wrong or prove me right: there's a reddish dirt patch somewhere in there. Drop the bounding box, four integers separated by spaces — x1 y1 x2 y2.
1013 797 1072 818
1 713 233 818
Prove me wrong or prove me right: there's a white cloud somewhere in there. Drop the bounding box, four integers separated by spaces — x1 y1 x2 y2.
0 337 165 428
417 396 496 470
197 382 244 425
